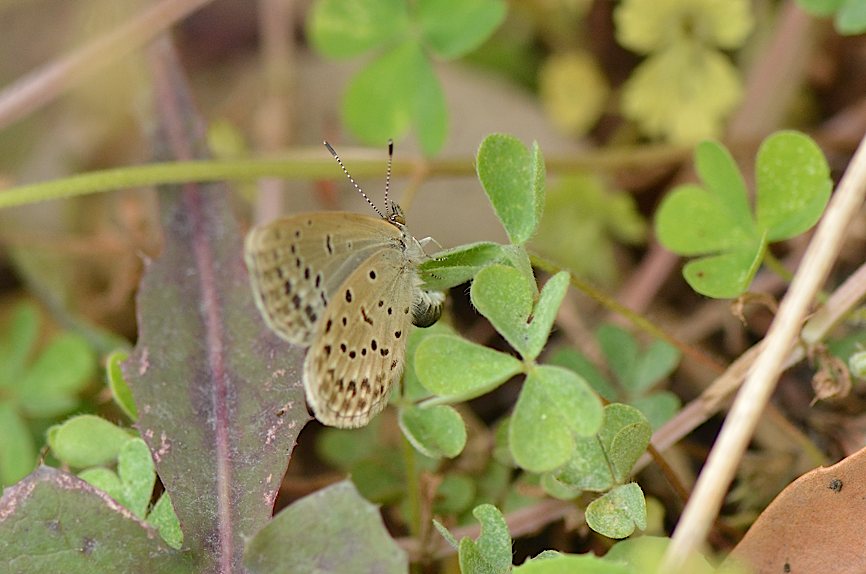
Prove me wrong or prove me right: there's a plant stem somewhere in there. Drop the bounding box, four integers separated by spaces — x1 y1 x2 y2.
766 249 829 304
0 143 687 210
763 249 794 283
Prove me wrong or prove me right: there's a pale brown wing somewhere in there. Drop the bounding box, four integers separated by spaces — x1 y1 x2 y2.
303 246 417 428
244 212 402 345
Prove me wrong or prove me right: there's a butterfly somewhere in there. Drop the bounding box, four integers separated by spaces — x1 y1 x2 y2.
244 141 444 428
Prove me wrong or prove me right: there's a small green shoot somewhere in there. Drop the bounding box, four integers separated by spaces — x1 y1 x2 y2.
47 414 134 468
457 504 513 574
106 350 137 420
438 503 637 573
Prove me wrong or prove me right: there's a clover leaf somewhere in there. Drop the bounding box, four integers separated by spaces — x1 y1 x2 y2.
656 131 831 298
553 404 652 493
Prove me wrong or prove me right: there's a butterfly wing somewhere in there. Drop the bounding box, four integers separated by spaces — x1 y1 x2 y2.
244 212 402 345
303 246 417 428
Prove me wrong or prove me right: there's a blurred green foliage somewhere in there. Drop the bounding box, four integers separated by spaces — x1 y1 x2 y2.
307 0 506 154
0 302 95 485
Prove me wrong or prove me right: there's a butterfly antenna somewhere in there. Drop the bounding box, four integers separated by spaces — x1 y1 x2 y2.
384 139 394 217
323 141 385 219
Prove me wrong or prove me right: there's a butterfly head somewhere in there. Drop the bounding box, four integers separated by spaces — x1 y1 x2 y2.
387 202 406 226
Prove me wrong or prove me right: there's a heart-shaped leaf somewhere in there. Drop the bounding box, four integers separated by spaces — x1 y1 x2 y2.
755 130 831 241
585 483 647 539
509 366 602 472
477 135 545 245
399 404 466 458
472 265 570 360
415 334 522 402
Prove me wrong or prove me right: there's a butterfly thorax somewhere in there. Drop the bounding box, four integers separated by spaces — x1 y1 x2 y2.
379 205 443 329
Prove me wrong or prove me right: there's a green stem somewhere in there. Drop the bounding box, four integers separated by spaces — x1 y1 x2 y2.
763 250 794 283
0 144 689 210
765 250 829 304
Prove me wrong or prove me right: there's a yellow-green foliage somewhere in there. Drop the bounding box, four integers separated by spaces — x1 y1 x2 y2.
615 0 754 143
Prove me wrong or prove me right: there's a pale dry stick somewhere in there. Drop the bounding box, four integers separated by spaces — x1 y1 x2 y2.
801 259 866 344
0 0 214 131
661 131 866 571
636 257 866 474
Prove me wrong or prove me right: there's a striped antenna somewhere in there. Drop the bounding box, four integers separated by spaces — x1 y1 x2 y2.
323 141 384 219
384 139 394 217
